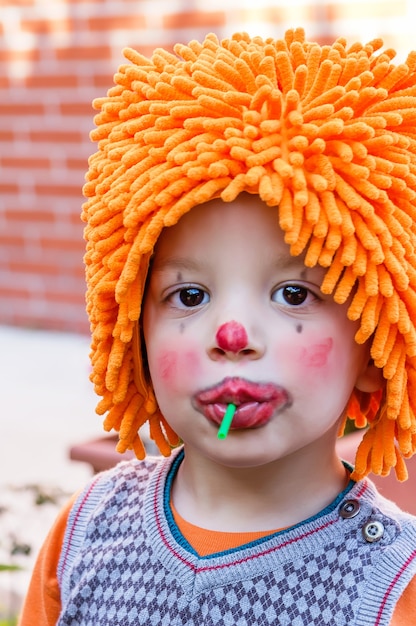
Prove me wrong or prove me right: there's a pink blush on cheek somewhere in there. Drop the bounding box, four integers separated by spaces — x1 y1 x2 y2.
298 337 333 368
157 351 178 383
156 349 201 384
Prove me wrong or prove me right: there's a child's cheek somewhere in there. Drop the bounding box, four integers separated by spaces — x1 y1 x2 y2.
277 335 334 376
298 337 333 368
155 348 201 387
157 350 178 383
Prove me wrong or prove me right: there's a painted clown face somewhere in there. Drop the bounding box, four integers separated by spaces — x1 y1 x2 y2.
143 194 376 469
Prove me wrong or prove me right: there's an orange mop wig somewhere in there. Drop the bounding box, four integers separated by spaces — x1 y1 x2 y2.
82 28 416 481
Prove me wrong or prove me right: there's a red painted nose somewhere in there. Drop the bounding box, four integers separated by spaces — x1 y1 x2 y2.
215 321 248 353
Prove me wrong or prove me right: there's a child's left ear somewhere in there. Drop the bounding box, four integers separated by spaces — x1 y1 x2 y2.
355 359 385 393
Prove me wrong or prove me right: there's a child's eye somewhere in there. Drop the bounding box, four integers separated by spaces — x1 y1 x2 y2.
179 287 207 307
272 284 316 307
170 287 209 308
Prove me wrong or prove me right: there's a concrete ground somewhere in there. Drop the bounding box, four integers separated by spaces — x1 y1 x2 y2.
0 324 104 619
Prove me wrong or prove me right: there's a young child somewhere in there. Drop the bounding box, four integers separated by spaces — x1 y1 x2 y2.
19 28 416 625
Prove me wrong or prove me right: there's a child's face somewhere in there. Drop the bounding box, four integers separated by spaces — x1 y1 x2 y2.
143 194 374 468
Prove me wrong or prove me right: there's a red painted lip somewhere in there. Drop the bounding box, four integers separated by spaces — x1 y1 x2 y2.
193 377 290 429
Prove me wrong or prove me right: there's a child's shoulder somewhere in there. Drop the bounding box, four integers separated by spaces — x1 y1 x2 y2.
348 476 416 556
57 453 174 594
98 454 166 485
79 453 170 506
363 477 416 522
66 454 171 535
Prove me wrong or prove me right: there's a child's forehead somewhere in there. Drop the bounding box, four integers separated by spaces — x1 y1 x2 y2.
154 194 278 245
155 193 283 245
150 195 314 277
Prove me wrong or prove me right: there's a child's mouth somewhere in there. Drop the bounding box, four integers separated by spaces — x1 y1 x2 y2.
193 377 291 429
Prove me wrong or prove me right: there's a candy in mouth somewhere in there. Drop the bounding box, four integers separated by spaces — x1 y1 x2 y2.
217 403 236 439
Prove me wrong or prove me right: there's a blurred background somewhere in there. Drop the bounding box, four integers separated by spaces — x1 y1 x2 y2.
0 0 415 620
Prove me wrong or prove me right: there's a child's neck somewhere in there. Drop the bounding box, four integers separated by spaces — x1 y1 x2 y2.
171 445 349 533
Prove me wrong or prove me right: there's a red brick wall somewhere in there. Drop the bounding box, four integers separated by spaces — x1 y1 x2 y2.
0 0 413 333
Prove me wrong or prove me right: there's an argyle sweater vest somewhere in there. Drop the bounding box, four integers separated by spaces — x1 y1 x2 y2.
57 450 416 626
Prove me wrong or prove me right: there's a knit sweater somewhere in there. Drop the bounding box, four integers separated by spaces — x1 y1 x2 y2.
57 450 416 626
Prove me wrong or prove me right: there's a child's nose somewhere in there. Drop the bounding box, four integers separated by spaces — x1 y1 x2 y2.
208 320 264 361
216 321 248 353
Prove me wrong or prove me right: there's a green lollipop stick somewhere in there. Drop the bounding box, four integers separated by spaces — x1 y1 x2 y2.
217 403 236 440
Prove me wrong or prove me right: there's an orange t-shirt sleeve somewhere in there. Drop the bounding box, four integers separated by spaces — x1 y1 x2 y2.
17 493 77 626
